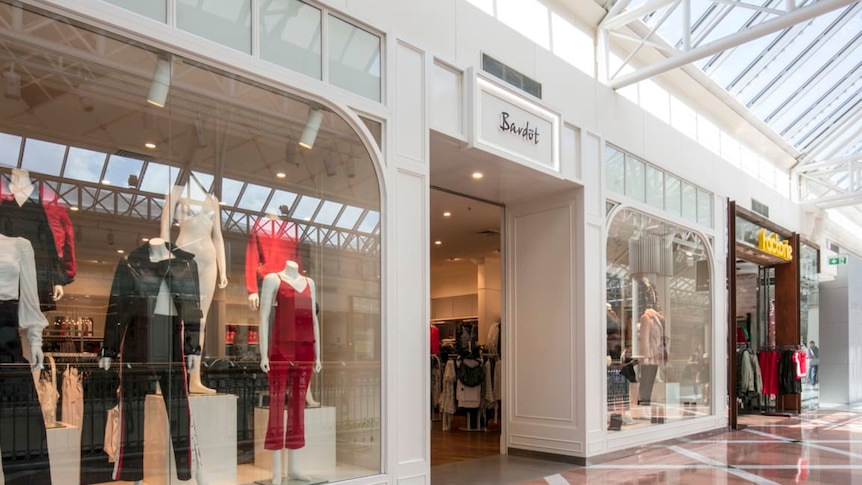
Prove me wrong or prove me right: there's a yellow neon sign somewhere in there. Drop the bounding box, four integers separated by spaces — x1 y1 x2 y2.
757 229 793 261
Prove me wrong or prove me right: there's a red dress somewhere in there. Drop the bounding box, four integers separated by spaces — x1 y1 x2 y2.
265 277 315 450
245 217 299 294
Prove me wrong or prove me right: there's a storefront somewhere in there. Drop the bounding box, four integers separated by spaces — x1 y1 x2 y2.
0 1 392 484
727 202 820 429
602 144 724 448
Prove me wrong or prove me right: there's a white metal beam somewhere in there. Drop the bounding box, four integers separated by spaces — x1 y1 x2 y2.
605 0 856 89
600 0 679 30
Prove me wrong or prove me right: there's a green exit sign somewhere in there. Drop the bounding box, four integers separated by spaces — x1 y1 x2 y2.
829 256 847 265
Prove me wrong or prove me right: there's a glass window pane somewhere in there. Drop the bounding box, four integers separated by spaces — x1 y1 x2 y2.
22 138 65 176
0 132 21 167
265 189 299 216
104 155 143 188
329 15 381 102
335 205 364 229
646 165 664 209
665 175 681 216
625 155 645 202
605 146 624 194
237 183 272 210
261 0 322 79
220 178 244 206
191 171 214 193
139 162 179 194
177 0 252 53
357 210 380 233
697 189 712 227
103 0 167 22
314 200 343 226
64 147 107 183
682 182 697 222
293 195 321 220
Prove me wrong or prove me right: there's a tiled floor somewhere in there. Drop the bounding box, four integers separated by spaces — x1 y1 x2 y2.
432 407 862 485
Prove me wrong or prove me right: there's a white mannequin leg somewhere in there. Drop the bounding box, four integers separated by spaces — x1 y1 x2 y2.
271 449 284 485
189 323 216 394
305 385 319 408
287 449 310 481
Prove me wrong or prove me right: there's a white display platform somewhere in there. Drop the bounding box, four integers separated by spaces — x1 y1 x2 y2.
144 393 238 485
253 406 336 474
48 422 80 485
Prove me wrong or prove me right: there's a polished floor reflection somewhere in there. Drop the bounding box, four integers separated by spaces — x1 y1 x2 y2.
433 408 862 485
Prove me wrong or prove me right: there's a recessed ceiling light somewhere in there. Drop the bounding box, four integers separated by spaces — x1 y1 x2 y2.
141 237 150 242
434 240 442 245
443 211 451 217
144 142 157 149
117 249 125 254
70 206 79 212
471 171 484 180
101 179 111 185
276 172 286 178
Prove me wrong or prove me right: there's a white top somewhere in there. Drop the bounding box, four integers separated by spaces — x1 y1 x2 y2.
0 235 48 343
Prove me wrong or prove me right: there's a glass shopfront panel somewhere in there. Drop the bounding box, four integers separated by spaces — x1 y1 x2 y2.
0 4 382 484
606 208 713 431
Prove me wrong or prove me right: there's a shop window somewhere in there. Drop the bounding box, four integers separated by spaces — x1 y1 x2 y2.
625 155 645 202
605 145 625 195
328 15 382 102
646 165 664 209
177 0 252 53
681 182 697 222
665 174 681 217
260 0 323 79
606 208 713 432
0 5 382 483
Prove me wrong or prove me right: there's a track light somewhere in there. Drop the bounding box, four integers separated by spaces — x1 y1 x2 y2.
298 108 323 149
322 154 337 177
147 55 172 108
4 66 21 100
77 87 94 112
194 114 207 147
285 141 298 166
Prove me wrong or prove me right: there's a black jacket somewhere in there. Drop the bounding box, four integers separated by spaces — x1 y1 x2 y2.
100 242 203 362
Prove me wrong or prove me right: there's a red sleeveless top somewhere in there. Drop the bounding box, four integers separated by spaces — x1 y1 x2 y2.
269 278 315 359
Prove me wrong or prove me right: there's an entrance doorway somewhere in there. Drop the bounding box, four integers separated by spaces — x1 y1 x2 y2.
429 188 503 466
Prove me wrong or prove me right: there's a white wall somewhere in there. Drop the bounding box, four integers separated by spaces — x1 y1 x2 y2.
819 254 862 405
430 263 478 298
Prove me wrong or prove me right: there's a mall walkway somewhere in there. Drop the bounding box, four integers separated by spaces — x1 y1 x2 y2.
432 406 862 485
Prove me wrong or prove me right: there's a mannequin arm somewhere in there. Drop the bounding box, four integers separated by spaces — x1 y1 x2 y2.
211 195 228 288
257 274 279 372
309 278 322 373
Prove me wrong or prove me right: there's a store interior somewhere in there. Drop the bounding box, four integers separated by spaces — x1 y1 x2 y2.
429 188 503 466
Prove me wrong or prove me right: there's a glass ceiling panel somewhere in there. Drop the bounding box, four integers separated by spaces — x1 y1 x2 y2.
22 138 65 176
191 171 214 193
0 132 21 168
139 162 180 194
357 210 379 233
220 178 244 206
64 147 107 183
237 183 272 211
293 195 321 221
104 155 144 188
314 200 342 226
265 189 299 215
335 205 363 230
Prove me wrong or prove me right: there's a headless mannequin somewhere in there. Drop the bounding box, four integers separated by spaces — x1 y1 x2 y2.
162 183 228 394
249 230 319 408
8 168 64 303
259 260 322 485
98 237 204 485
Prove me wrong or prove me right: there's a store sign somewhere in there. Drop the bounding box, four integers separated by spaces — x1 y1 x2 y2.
757 229 792 261
471 75 559 172
828 256 847 265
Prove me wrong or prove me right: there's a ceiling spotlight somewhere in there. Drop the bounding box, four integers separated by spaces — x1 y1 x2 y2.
194 114 207 147
146 55 172 108
322 154 337 177
434 240 442 245
471 171 484 180
443 211 451 217
4 67 21 100
144 141 157 150
298 108 323 149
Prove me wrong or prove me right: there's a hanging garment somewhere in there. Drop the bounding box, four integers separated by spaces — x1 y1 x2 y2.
483 359 495 407
493 358 503 402
758 350 780 395
456 358 482 409
430 324 440 355
244 217 299 295
794 350 807 379
430 355 442 412
265 277 316 451
637 364 659 405
103 405 120 463
486 321 501 357
36 372 59 427
439 360 457 430
778 349 801 395
62 366 84 431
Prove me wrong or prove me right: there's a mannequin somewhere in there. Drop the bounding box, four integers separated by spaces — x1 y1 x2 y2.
98 238 204 484
259 260 322 484
1 168 65 307
0 235 51 483
162 181 228 394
